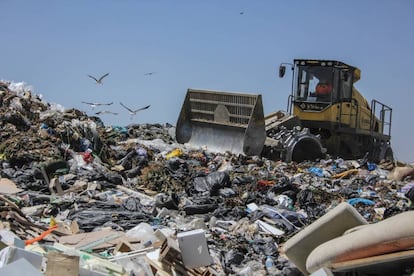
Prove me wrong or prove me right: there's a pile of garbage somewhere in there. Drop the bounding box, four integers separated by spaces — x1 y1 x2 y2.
1 81 414 275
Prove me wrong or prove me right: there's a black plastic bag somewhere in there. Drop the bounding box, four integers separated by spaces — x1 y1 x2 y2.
155 193 179 210
122 197 142 212
224 249 245 266
193 171 230 195
252 238 278 256
184 203 218 215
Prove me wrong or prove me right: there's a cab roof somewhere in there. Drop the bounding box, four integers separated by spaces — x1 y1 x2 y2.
294 59 361 82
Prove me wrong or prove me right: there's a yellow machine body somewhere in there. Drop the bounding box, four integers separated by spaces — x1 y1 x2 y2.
175 59 393 162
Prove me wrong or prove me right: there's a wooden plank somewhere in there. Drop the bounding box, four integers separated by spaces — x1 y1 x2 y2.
144 255 171 276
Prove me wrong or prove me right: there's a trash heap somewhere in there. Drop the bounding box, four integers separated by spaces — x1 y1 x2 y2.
1 81 414 275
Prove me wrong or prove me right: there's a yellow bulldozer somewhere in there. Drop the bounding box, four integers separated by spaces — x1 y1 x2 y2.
176 59 393 163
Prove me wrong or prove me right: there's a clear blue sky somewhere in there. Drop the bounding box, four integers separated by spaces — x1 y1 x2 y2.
1 1 413 162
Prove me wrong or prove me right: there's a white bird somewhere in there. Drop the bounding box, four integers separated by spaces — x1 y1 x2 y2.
82 101 113 110
144 72 156 76
120 102 150 119
95 111 118 115
87 73 110 84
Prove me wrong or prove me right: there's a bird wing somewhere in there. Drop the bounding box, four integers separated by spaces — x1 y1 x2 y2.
133 105 151 112
95 111 118 115
98 73 110 82
120 102 135 113
83 101 113 106
87 75 99 82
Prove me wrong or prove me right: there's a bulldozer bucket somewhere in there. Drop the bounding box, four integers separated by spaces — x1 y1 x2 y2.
176 89 266 156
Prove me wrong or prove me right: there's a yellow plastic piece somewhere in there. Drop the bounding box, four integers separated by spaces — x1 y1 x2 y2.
166 148 183 160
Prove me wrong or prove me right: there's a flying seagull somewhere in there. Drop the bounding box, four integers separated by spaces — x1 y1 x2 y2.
95 111 118 115
144 72 156 76
87 73 110 84
120 102 150 119
81 101 113 110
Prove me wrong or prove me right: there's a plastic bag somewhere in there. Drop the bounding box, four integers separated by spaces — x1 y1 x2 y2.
225 249 245 266
155 193 179 210
193 171 230 195
125 222 158 247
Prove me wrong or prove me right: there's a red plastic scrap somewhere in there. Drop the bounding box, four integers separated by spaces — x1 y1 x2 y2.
257 179 276 188
25 225 58 246
81 151 93 163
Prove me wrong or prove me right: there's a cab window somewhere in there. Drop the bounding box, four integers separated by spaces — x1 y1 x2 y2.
295 66 334 102
340 70 352 101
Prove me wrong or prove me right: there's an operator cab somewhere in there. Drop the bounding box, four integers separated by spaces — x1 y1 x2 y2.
280 60 357 108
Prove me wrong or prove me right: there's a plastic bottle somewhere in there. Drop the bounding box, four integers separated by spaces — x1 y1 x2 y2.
265 256 274 270
265 255 280 275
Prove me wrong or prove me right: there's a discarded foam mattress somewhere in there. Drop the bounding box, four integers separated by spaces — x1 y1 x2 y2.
282 202 368 275
306 210 414 273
